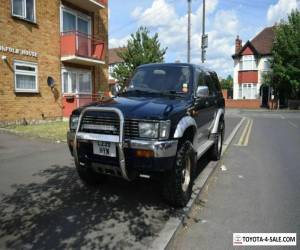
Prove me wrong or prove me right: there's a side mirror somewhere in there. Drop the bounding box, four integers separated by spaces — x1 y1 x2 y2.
111 83 121 97
196 86 209 98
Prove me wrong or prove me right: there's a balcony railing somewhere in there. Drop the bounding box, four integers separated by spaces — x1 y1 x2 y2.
61 31 105 65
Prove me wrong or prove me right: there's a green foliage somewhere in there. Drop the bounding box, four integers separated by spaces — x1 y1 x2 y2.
220 75 233 89
268 10 300 99
112 27 167 87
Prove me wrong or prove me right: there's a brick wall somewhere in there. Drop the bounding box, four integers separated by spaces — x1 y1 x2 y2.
0 0 108 124
0 0 62 123
225 99 261 109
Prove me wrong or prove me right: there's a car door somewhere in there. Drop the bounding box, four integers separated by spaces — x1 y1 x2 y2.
206 72 219 131
193 70 215 148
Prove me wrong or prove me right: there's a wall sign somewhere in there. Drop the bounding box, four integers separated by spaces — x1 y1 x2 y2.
0 45 38 57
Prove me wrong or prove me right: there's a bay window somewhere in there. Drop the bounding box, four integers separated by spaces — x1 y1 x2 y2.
238 83 258 99
240 55 257 71
12 0 35 22
14 61 38 93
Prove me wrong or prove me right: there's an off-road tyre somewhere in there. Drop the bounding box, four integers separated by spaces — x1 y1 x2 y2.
162 140 196 207
210 119 225 161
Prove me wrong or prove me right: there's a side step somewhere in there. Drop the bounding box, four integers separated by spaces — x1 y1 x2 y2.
196 140 214 160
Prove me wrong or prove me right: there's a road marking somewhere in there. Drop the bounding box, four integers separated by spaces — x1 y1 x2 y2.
150 117 246 250
287 121 299 128
222 117 246 154
237 119 250 145
235 118 253 147
280 114 285 119
243 119 253 146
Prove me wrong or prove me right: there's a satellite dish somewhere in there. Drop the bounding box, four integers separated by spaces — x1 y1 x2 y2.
47 76 55 88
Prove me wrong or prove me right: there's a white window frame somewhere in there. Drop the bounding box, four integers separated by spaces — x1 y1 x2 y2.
262 58 271 72
14 60 38 93
62 68 92 95
239 83 258 99
60 5 91 35
240 55 257 71
11 0 36 23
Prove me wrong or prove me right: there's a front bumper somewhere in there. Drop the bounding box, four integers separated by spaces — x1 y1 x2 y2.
67 131 178 159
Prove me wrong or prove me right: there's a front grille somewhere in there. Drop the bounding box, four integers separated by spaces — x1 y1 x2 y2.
80 114 139 139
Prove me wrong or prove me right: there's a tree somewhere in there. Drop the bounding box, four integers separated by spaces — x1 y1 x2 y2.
112 27 167 87
219 75 233 89
267 10 300 100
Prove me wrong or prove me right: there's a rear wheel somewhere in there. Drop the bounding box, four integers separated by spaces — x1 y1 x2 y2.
210 119 225 160
162 140 196 207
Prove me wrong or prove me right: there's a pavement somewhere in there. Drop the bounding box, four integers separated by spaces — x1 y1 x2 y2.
0 113 241 250
168 110 300 250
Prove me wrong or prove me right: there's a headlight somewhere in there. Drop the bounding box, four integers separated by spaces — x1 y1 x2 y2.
139 122 159 138
138 121 171 139
70 116 79 130
159 120 171 139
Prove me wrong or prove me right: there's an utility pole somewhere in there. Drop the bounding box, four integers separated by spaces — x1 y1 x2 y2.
187 0 191 63
201 0 208 63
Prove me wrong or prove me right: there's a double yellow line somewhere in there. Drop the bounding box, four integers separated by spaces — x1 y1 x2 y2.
236 118 253 147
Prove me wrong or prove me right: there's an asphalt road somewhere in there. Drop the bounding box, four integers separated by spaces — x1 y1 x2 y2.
0 114 241 250
169 110 300 250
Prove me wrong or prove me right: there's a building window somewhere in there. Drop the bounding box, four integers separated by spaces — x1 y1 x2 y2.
61 7 91 35
12 0 36 22
240 55 257 71
263 59 270 71
62 69 92 94
14 61 38 93
239 83 258 99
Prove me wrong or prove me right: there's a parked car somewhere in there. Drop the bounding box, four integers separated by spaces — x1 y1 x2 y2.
67 63 225 207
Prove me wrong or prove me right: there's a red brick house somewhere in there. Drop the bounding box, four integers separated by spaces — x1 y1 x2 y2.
232 26 275 106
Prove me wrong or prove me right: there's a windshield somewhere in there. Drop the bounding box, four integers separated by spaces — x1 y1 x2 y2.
127 65 192 94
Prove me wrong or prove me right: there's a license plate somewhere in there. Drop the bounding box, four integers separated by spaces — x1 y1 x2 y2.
93 141 116 157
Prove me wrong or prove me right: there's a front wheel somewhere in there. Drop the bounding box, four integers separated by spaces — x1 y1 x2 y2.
162 140 196 207
210 119 225 161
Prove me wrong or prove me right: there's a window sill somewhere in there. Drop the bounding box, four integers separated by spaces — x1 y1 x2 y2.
238 70 258 72
12 15 37 26
15 90 39 94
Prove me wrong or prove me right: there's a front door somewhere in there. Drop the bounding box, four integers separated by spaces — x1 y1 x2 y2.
261 85 269 107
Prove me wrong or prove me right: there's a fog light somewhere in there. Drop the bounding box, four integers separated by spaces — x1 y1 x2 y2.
135 149 154 158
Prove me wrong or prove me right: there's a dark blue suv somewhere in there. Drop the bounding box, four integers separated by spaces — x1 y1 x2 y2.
67 63 225 207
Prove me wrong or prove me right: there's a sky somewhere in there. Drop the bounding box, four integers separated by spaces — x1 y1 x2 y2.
108 0 300 78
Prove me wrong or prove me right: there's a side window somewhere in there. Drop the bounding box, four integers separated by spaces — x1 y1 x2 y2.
196 70 205 87
14 61 38 93
210 72 222 92
204 73 217 96
12 0 36 23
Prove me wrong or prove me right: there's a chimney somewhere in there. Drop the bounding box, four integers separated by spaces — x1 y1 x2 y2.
235 35 242 54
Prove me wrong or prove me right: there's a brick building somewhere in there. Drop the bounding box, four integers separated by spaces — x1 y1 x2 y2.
232 26 275 106
0 0 108 124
